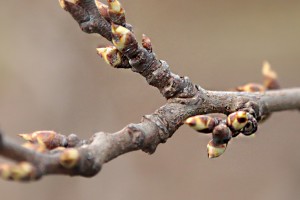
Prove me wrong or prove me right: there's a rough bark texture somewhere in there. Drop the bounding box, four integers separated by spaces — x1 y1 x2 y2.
0 0 299 181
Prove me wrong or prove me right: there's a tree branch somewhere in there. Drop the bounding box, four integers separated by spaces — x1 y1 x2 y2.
0 0 299 181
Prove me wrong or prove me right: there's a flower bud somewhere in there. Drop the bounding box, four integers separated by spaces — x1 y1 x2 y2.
60 148 80 169
142 34 152 52
212 124 232 145
207 140 227 159
227 111 248 131
11 162 35 181
95 0 110 22
262 61 280 90
58 0 78 9
96 46 122 67
240 113 258 136
108 0 126 25
236 83 265 92
111 24 134 51
108 0 122 12
19 130 67 150
185 115 217 133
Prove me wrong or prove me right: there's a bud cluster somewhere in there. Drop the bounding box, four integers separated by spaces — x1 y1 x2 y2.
185 110 258 158
19 130 68 150
0 162 36 181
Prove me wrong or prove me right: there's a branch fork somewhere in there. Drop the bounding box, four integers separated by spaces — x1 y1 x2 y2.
0 0 299 182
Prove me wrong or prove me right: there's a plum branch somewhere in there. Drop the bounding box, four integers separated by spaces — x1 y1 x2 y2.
0 0 299 182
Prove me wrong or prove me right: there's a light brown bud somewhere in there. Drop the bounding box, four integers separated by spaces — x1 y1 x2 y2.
212 124 232 145
96 46 122 67
95 0 110 21
185 115 217 133
0 164 12 180
207 140 227 159
60 148 80 169
108 0 122 12
107 0 126 25
111 24 132 51
11 162 35 181
240 113 258 136
58 0 78 9
227 111 249 131
19 130 67 149
236 83 265 92
262 61 280 90
142 34 152 52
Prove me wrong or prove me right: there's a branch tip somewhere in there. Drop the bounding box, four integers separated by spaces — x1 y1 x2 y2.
108 0 122 13
207 140 227 159
96 46 122 67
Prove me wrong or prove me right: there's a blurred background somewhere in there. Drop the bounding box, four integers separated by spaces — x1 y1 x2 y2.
0 0 300 199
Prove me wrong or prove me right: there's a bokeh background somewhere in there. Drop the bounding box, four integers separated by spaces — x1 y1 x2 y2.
0 0 300 199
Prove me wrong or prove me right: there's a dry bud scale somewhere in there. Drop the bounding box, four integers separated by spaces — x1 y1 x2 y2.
19 130 68 149
97 46 122 67
111 24 132 51
212 124 232 145
107 0 126 25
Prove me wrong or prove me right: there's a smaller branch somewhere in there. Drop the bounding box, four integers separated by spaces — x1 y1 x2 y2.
60 0 132 68
0 0 299 182
0 87 299 181
0 135 43 164
260 88 300 114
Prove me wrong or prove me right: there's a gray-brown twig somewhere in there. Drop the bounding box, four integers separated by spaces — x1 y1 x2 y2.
0 0 299 181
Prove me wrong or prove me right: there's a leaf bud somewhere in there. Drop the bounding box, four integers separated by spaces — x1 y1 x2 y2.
142 34 152 52
96 46 122 67
185 115 217 133
207 140 227 159
212 124 232 145
60 148 80 169
227 111 249 131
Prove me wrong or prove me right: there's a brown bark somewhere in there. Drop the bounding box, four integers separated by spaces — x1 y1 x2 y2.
0 0 299 181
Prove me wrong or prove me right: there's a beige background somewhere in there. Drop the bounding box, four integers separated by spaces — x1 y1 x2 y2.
0 0 300 199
